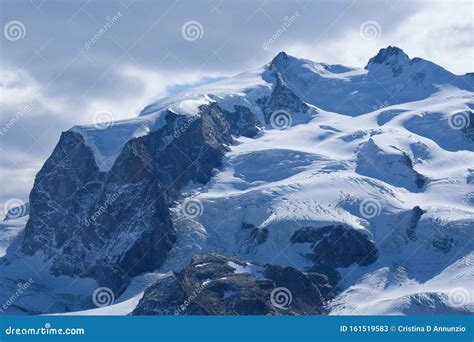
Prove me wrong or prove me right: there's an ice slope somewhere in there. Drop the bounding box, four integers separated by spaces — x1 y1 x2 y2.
165 86 473 314
329 253 473 315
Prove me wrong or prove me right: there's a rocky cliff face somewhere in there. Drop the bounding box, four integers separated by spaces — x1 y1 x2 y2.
19 104 260 294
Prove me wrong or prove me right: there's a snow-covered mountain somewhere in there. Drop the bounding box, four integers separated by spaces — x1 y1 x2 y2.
0 46 472 315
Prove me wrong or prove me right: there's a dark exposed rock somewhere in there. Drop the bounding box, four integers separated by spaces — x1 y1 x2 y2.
241 222 256 230
246 227 269 245
366 46 408 76
132 253 333 315
263 264 332 306
291 224 378 268
269 51 290 71
257 71 311 125
131 274 190 315
365 46 409 74
400 153 427 189
238 224 269 254
367 46 407 65
221 105 261 138
290 224 378 284
406 206 426 241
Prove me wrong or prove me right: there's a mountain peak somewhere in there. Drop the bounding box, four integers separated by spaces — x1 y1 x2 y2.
271 51 289 64
365 46 410 69
269 51 295 72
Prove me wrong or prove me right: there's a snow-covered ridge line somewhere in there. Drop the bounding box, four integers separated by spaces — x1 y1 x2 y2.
69 47 473 172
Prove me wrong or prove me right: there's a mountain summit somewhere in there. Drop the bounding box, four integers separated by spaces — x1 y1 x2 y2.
366 46 410 69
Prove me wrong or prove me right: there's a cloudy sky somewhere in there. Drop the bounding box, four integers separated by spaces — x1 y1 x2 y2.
0 0 473 209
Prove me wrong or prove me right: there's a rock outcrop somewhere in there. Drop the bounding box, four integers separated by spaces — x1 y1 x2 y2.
132 253 333 315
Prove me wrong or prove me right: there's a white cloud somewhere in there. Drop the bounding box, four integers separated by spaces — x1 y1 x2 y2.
74 64 224 125
0 68 70 117
285 1 473 74
389 1 473 74
0 148 42 204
